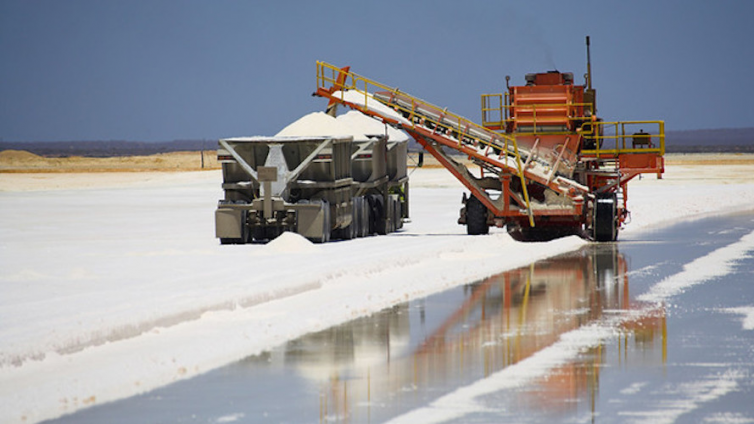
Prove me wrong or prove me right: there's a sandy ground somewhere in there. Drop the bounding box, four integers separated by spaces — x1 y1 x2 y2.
0 152 751 192
0 149 221 174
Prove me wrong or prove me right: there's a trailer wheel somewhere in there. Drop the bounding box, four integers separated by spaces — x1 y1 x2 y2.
593 194 618 242
355 197 368 237
394 198 403 230
466 195 489 235
369 195 386 235
363 197 374 236
322 201 331 243
351 197 361 238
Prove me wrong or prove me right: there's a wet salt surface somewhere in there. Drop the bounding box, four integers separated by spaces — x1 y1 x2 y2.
47 213 754 424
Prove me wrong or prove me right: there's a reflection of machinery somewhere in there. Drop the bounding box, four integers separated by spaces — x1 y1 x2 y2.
246 244 666 421
315 37 664 241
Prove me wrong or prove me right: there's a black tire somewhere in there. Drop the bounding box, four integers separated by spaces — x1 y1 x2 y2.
322 201 331 243
364 197 374 236
593 194 618 242
352 197 362 238
394 197 403 230
466 195 489 235
357 197 368 237
369 194 387 235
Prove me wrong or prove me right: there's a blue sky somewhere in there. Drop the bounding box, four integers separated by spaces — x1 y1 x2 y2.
1 1 752 142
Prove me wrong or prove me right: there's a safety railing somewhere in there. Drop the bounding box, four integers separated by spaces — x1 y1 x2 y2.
580 120 665 158
317 61 535 225
481 93 506 130
481 93 596 135
318 62 522 156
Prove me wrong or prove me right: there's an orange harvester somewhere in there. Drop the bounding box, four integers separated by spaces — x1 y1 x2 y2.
316 37 664 241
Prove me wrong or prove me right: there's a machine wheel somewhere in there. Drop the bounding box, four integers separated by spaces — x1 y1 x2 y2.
466 195 489 235
593 194 618 242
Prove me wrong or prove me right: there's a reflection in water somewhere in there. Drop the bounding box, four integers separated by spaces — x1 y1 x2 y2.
243 244 667 422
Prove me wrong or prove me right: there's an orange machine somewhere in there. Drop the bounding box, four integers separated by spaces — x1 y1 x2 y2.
316 37 664 241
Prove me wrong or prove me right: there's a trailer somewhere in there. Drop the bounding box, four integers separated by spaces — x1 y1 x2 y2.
314 37 664 242
215 127 408 243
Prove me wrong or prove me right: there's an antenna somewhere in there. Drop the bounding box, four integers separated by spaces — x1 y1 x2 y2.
586 36 593 90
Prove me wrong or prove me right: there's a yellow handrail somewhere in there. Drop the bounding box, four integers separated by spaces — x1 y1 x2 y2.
580 120 665 157
317 61 535 226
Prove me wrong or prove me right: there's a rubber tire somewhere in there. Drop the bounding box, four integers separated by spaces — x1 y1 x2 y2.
357 197 368 237
593 194 618 242
352 197 362 238
364 197 374 236
369 195 387 235
466 195 489 235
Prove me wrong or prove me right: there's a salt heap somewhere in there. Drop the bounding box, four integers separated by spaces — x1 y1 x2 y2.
265 231 317 253
336 110 409 142
275 111 368 140
275 110 410 144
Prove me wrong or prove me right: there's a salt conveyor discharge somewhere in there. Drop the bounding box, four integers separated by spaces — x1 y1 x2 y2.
315 38 664 241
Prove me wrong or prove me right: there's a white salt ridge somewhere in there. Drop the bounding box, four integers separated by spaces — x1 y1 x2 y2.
723 306 754 331
637 230 754 303
618 369 745 424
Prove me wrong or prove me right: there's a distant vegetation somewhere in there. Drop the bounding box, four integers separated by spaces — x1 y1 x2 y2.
1 128 752 157
0 139 214 157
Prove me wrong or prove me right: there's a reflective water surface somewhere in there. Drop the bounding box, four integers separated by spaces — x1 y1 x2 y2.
49 213 754 423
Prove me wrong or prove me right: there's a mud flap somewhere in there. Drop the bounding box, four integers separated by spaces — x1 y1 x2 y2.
297 201 330 243
216 207 246 243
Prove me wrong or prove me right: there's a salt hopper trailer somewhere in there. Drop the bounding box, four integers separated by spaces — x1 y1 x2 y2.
214 112 409 243
315 37 665 241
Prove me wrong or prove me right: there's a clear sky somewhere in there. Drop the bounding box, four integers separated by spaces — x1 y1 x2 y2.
1 0 753 142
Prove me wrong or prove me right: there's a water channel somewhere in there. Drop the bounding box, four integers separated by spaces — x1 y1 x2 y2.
48 212 754 423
